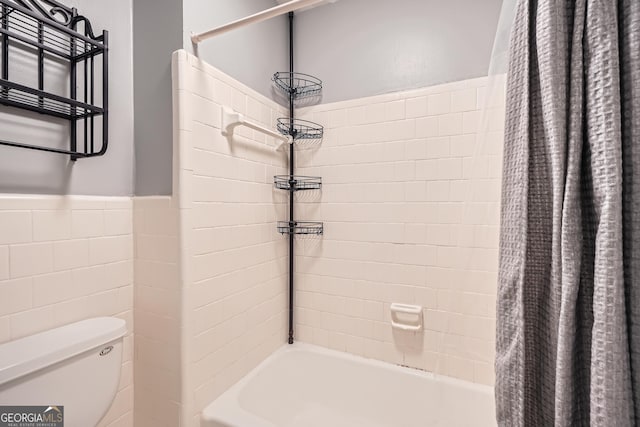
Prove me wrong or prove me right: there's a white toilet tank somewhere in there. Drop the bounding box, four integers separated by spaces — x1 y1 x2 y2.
0 317 127 427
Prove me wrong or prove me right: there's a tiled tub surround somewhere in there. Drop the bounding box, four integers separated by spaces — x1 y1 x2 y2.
0 195 134 427
293 77 505 385
167 50 291 426
0 55 502 426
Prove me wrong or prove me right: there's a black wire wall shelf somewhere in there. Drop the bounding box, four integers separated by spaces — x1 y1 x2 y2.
0 79 103 120
277 221 324 236
272 71 322 99
0 0 109 159
276 118 323 141
274 175 322 191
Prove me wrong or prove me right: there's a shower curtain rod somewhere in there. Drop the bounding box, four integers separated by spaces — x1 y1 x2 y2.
191 0 328 44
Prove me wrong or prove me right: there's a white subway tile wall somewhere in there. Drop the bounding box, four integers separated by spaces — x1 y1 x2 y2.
293 77 505 385
0 195 134 427
172 51 290 426
133 196 181 427
0 53 503 427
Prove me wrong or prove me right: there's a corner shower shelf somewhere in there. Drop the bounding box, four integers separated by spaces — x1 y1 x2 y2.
273 15 324 344
272 72 322 99
277 221 324 236
276 118 323 141
274 175 322 191
0 0 109 159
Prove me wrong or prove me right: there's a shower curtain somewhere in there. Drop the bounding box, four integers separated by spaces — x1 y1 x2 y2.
495 0 640 425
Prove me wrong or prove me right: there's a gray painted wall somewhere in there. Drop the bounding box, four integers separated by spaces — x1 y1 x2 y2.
133 0 183 196
295 0 503 103
133 0 288 195
0 0 134 195
183 0 289 99
0 0 500 196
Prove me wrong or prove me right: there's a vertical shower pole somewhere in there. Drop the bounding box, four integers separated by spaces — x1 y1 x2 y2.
288 11 295 345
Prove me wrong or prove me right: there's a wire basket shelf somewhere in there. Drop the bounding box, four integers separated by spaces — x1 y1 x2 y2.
276 118 323 141
277 221 324 236
0 79 103 120
272 72 322 99
274 175 322 191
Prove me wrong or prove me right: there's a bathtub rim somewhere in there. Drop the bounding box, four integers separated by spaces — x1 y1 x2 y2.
200 342 494 426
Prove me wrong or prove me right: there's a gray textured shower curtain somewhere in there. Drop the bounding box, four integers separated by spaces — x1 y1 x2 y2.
495 0 640 426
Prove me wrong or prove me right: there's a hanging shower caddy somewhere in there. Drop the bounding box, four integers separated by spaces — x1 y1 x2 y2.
0 0 108 159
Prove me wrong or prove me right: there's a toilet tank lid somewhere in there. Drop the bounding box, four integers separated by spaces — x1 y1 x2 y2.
0 317 126 386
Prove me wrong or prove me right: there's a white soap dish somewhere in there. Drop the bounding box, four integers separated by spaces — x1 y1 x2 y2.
390 303 423 332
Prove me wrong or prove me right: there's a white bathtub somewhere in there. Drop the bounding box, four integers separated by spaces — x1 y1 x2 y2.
201 343 496 427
